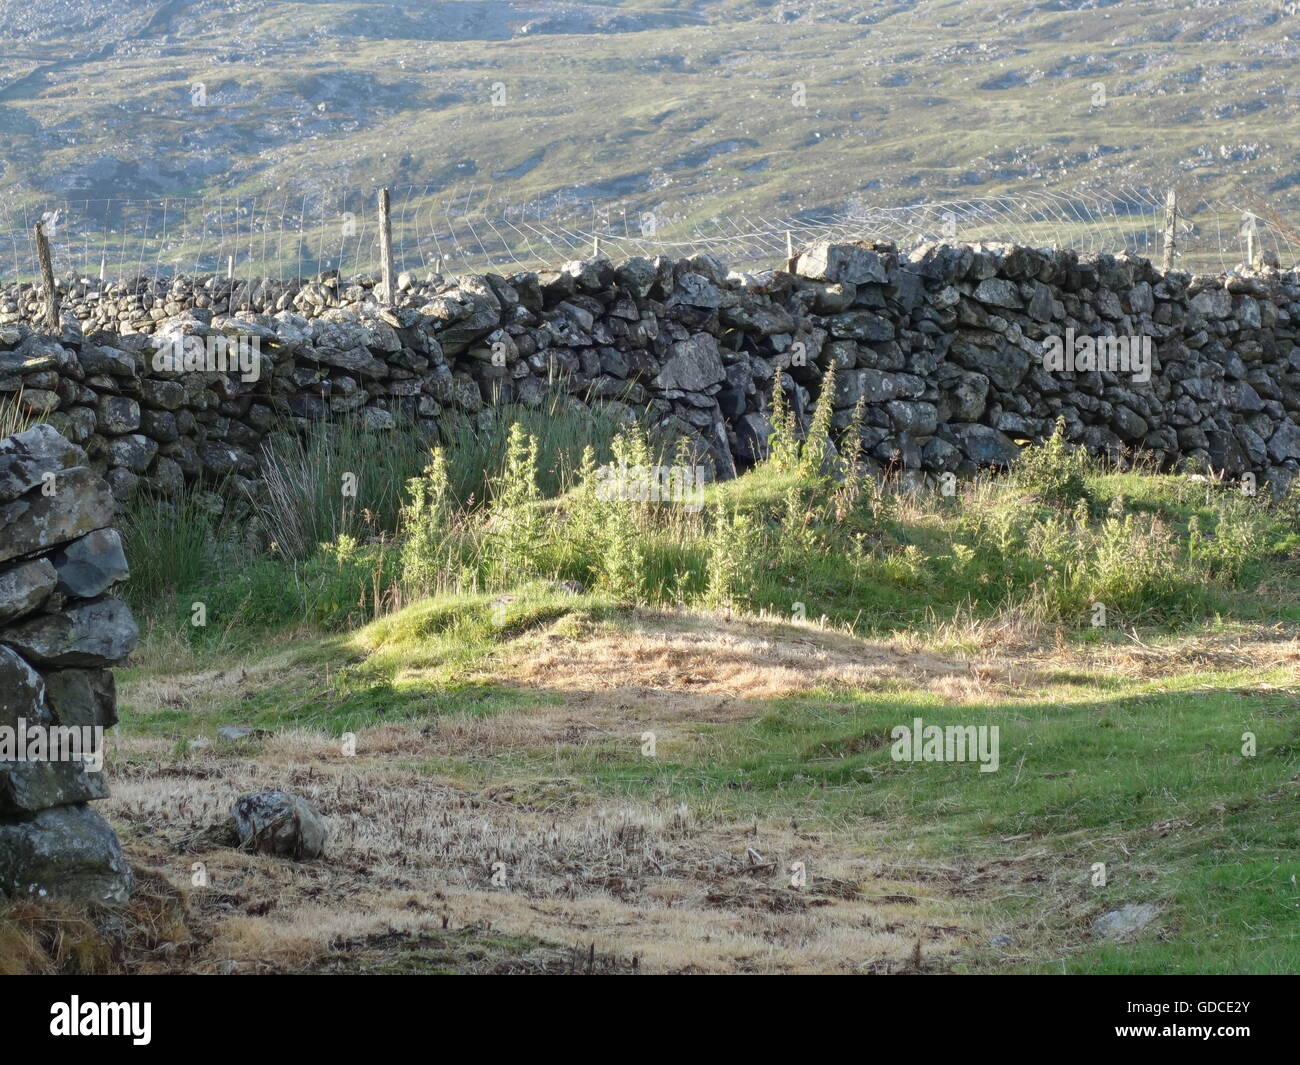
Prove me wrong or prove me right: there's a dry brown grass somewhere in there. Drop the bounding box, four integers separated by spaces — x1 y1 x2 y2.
99 743 976 973
0 869 190 975
72 608 1300 974
83 610 1003 973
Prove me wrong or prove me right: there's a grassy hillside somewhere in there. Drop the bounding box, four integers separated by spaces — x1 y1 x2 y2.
1 0 1297 275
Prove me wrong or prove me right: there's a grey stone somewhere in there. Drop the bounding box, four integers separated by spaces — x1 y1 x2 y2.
95 394 141 435
42 669 117 730
0 645 50 729
654 335 725 392
50 529 130 598
886 400 939 436
2 596 138 667
217 726 258 741
1111 405 1150 442
0 558 57 625
0 803 132 904
359 407 395 432
828 311 895 343
106 434 159 474
139 378 186 410
973 278 1023 309
671 273 723 309
1190 288 1232 319
0 424 86 503
231 791 328 860
944 372 989 422
733 412 773 465
795 243 888 285
952 423 1022 467
614 257 657 299
105 467 140 505
0 466 116 565
1267 420 1300 463
835 369 924 407
1092 903 1160 939
0 333 71 376
79 344 138 377
0 758 109 815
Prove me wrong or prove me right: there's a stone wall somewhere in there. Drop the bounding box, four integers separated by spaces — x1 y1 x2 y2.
0 424 135 904
3 240 1300 510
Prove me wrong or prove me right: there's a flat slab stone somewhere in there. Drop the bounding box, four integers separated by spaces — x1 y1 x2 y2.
0 466 115 565
1 595 138 667
0 424 87 503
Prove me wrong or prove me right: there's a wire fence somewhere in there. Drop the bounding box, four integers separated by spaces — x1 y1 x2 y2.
1 182 1296 285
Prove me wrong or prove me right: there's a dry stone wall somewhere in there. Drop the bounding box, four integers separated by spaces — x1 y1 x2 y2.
0 424 135 904
3 240 1300 509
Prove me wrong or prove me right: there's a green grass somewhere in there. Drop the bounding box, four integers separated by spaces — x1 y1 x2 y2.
465 663 1300 973
119 586 1300 971
119 585 625 737
115 413 1300 973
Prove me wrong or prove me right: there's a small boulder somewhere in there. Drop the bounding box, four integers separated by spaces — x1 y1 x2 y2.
216 726 263 741
231 791 327 860
1092 903 1160 939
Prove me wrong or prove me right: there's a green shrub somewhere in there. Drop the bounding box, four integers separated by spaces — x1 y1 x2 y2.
704 505 762 609
767 374 799 473
1014 417 1091 508
399 448 459 596
799 361 837 481
438 391 629 506
484 423 547 587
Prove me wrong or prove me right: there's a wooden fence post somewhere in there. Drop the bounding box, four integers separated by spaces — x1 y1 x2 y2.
34 221 59 332
377 187 394 303
1160 188 1177 274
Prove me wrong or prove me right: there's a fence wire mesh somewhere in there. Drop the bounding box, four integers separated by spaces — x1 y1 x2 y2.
1 182 1296 284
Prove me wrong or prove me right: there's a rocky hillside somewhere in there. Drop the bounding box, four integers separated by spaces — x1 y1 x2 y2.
0 0 1296 245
